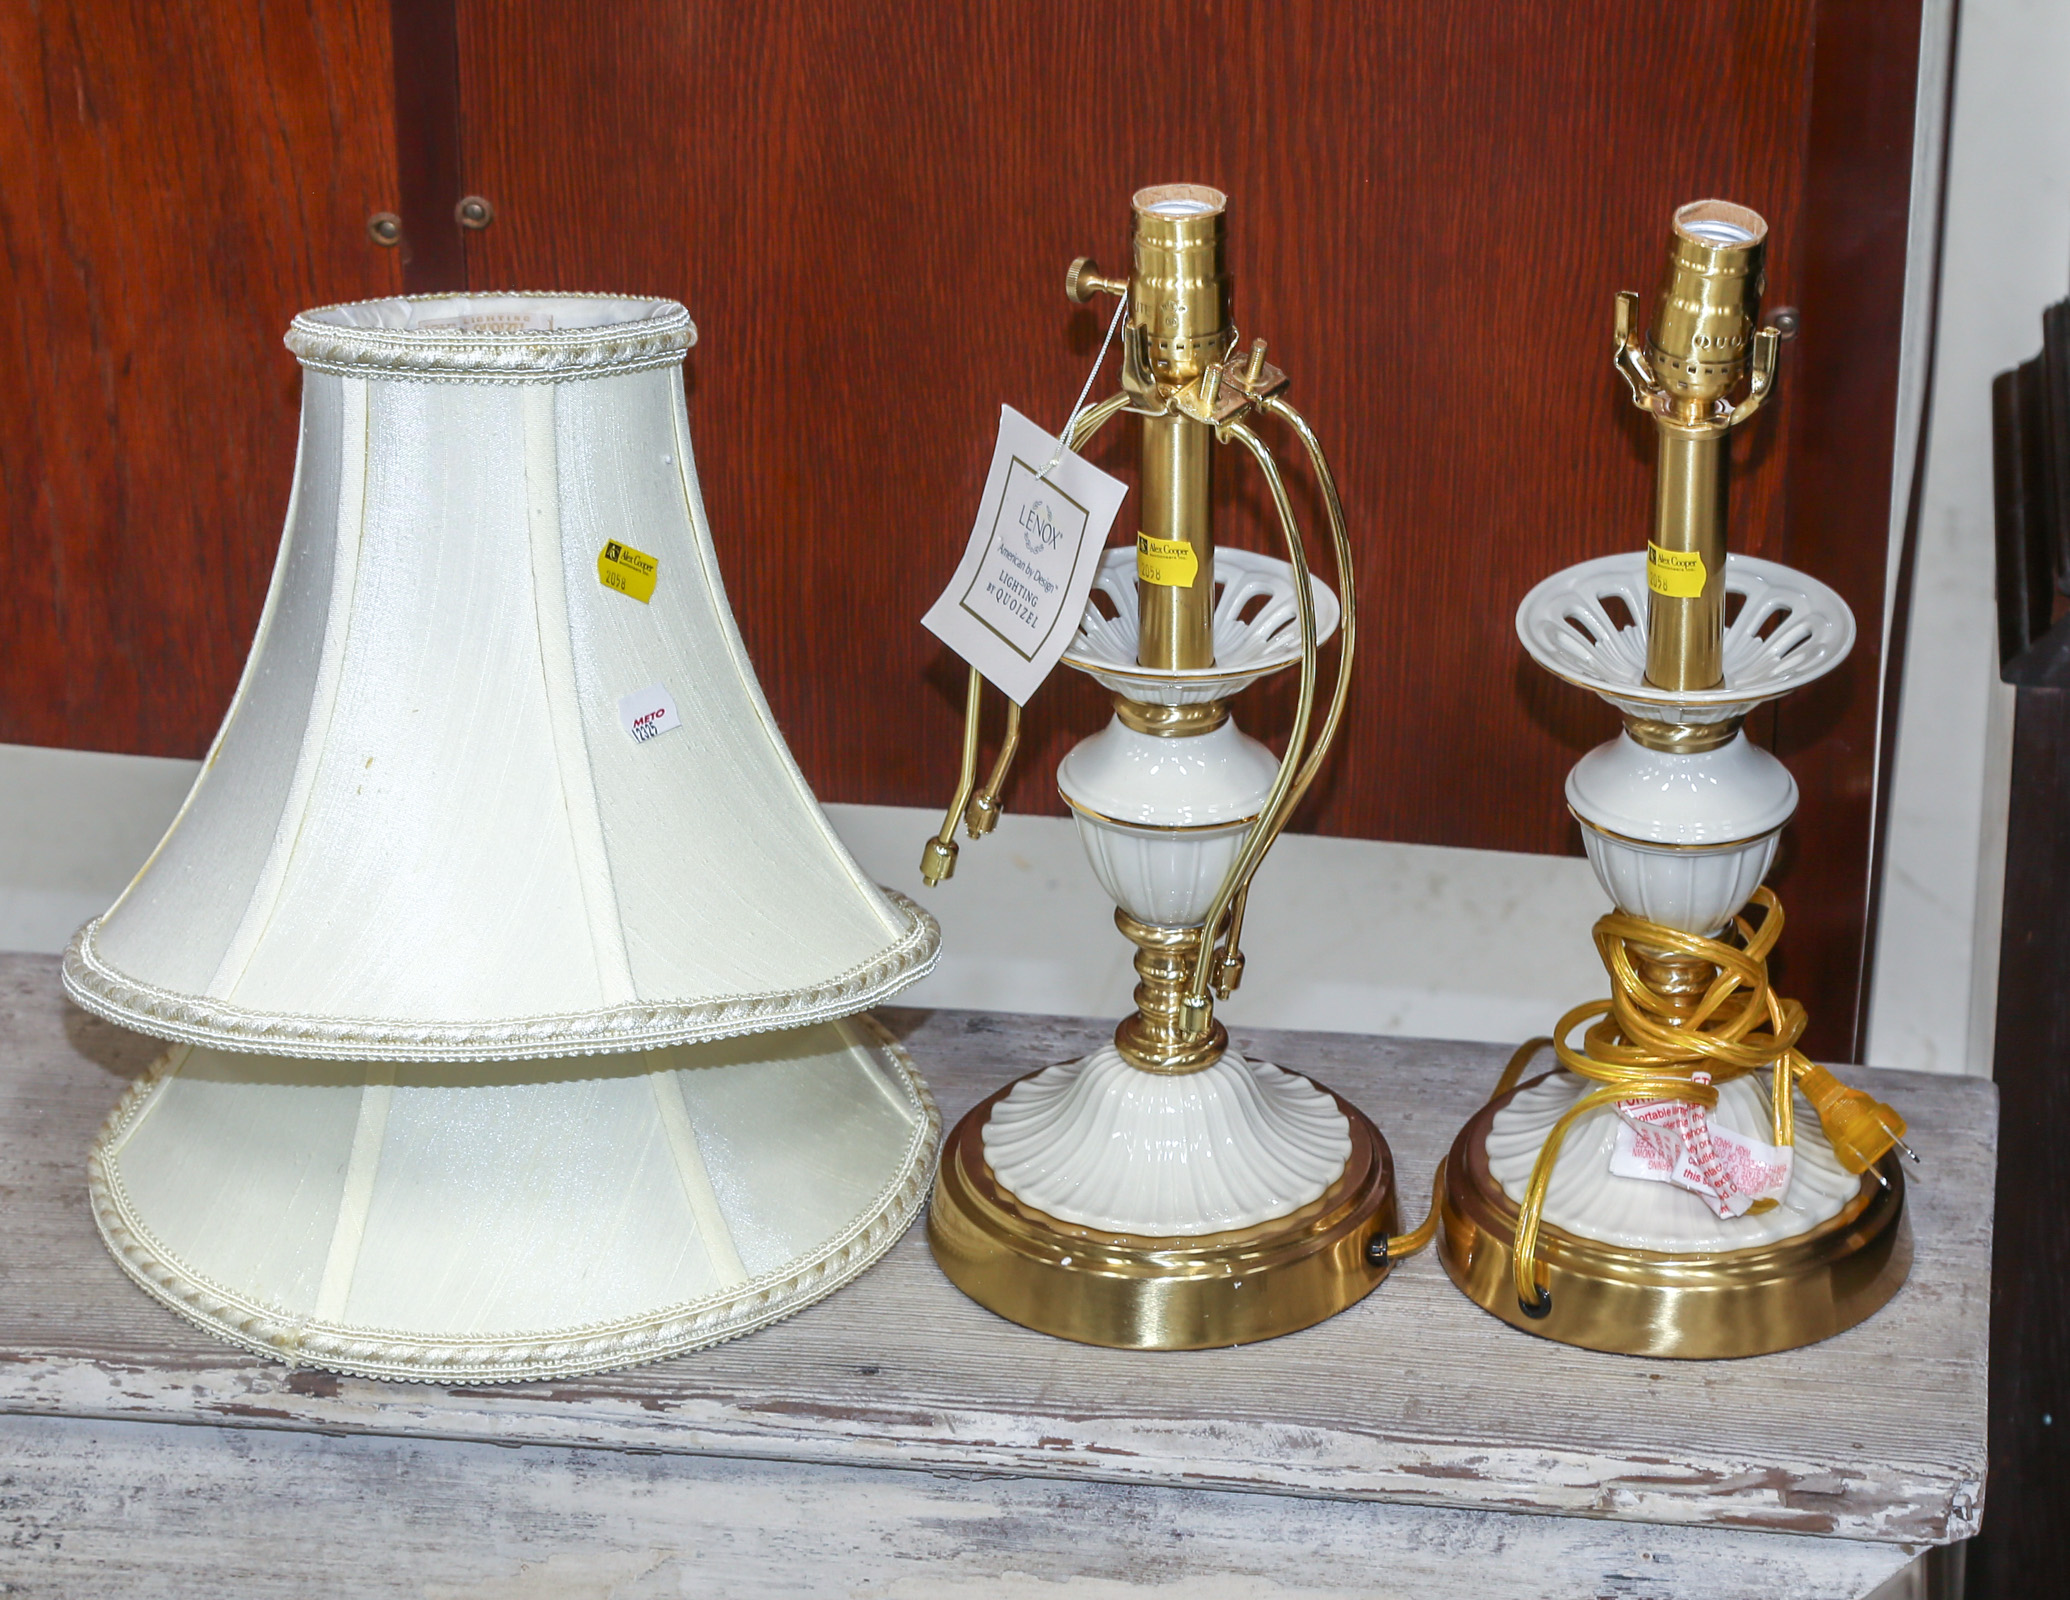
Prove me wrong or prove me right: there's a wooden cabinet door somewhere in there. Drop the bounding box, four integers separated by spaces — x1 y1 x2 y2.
0 0 402 756
2 0 1923 1056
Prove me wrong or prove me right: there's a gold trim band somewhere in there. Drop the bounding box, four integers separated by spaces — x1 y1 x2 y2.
1059 795 1259 834
1569 809 1785 855
1621 713 1745 753
1113 696 1229 737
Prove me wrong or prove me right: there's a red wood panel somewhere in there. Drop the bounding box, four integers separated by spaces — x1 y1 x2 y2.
0 0 1920 1049
453 2 1821 866
0 0 402 757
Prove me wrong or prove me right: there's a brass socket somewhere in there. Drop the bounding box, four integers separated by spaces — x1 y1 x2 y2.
1647 200 1768 419
1125 184 1232 393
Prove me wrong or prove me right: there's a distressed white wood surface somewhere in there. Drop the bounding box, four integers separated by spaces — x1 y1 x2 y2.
0 1412 1919 1599
0 952 1993 1589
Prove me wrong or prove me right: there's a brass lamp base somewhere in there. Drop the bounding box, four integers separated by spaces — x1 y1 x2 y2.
1437 1083 1911 1359
929 1075 1396 1349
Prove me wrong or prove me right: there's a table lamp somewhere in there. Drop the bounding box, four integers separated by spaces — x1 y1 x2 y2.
922 186 1413 1349
1434 203 1914 1357
64 293 942 1382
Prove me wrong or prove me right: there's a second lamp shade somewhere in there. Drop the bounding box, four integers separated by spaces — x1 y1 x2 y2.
63 294 942 1381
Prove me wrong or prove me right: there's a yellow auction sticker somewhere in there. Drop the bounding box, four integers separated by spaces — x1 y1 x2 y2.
1646 542 1707 599
597 539 659 603
1136 532 1199 588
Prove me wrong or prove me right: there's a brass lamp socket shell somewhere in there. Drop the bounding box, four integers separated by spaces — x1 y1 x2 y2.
1648 200 1768 418
1127 184 1233 394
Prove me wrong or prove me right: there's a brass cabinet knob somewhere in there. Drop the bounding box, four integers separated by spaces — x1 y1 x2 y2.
366 212 402 247
455 195 496 230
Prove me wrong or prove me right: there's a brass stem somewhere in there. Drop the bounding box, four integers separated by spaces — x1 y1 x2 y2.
1645 423 1728 691
1125 185 1229 675
1112 696 1228 737
1113 909 1228 1073
1137 412 1215 670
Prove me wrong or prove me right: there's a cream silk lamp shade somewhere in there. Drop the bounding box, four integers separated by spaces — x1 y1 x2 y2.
62 293 942 1382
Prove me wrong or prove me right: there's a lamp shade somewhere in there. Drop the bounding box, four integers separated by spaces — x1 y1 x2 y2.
63 294 936 1059
65 294 941 1381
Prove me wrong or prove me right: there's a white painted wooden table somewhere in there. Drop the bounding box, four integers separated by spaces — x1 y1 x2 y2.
0 954 1992 1597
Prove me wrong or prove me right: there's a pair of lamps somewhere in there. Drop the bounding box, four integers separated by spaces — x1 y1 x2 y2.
65 192 1909 1382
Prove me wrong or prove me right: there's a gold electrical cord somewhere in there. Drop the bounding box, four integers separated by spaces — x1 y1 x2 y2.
1380 1157 1446 1263
1501 888 1911 1315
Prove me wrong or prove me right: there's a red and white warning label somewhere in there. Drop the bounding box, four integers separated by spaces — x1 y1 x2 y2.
1609 1072 1793 1219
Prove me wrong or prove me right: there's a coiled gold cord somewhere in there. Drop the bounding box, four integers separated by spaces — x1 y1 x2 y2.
1504 888 1909 1315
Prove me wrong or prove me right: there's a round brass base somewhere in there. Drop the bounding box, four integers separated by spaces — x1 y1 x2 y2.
1437 1079 1912 1358
928 1073 1397 1349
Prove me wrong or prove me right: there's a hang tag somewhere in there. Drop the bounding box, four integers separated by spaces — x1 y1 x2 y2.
598 540 660 603
921 405 1127 706
617 683 682 744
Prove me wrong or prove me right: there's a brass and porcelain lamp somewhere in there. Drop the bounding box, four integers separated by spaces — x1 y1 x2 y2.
921 186 1412 1349
65 293 941 1383
1435 203 1915 1358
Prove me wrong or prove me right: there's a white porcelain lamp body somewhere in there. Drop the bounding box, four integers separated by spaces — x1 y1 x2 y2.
66 294 941 1380
1566 731 1796 937
1058 715 1279 926
1495 551 1859 1253
979 549 1355 1238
